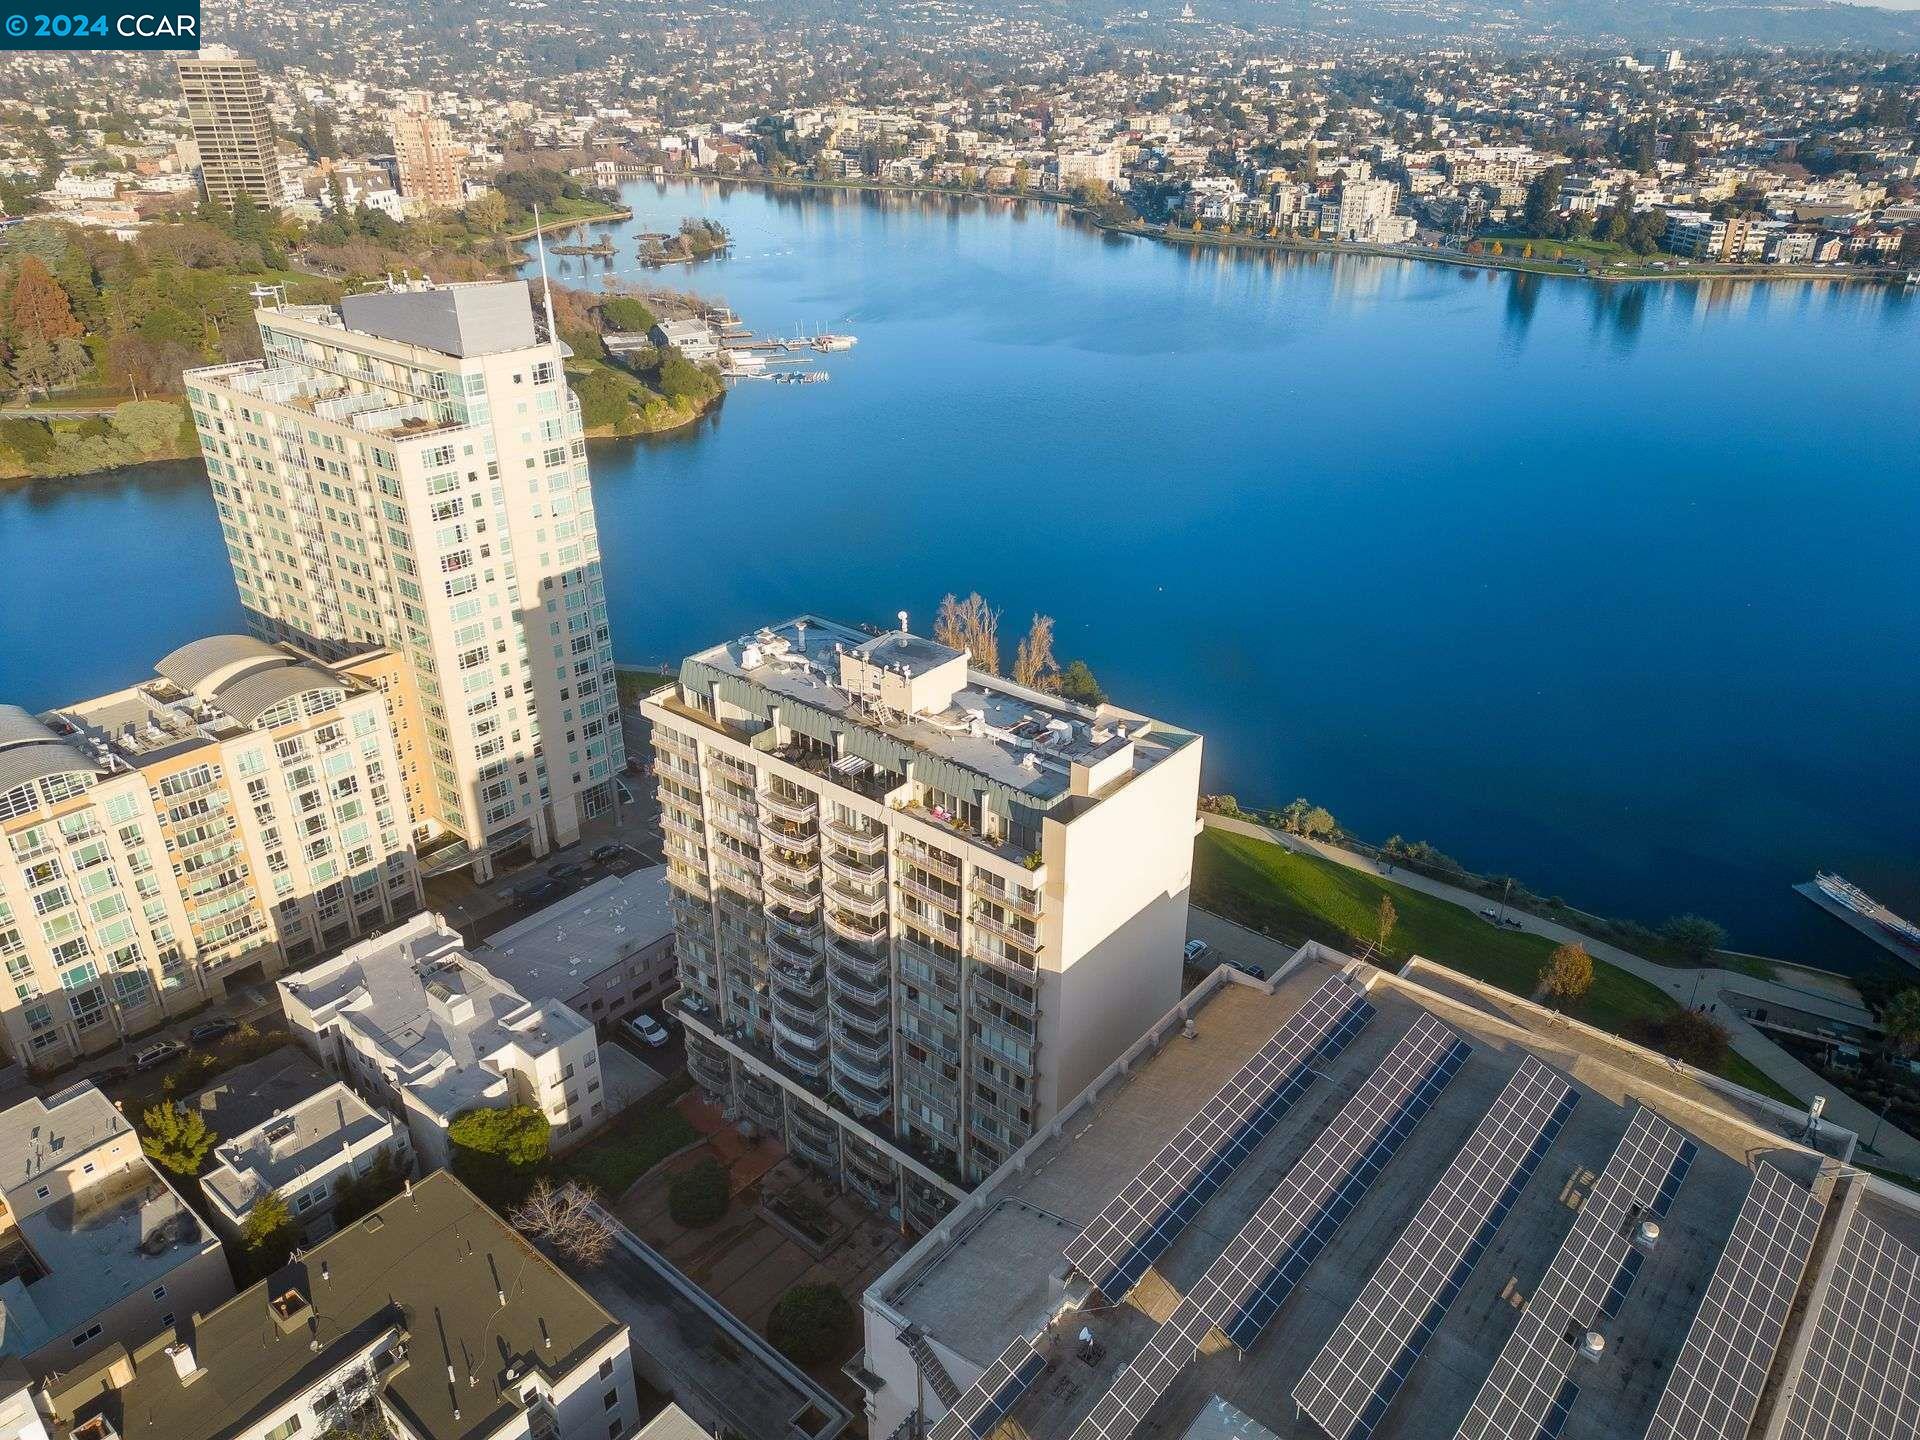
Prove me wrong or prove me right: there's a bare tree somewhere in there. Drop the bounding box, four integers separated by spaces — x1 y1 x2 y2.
1375 894 1397 954
933 592 1001 675
1012 614 1058 691
509 1178 616 1267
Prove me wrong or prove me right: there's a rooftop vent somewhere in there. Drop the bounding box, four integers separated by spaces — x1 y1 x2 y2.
269 1286 313 1333
1634 1219 1662 1250
1576 1330 1606 1363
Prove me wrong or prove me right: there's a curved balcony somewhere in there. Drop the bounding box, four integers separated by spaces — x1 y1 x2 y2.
823 846 886 884
758 789 819 826
830 1017 894 1066
826 879 888 919
826 907 889 943
832 1039 894 1088
760 816 819 852
829 964 891 1012
831 1065 892 1118
829 978 891 1029
762 846 818 884
771 954 825 996
772 1010 828 1052
766 903 821 942
824 817 887 854
827 936 890 983
764 872 822 912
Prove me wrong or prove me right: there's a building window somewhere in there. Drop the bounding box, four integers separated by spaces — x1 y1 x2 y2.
152 1285 168 1301
603 1391 618 1411
72 1323 102 1348
599 1358 614 1379
263 1417 303 1440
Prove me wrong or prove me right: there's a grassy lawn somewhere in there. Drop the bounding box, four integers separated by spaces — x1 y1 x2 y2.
1194 828 1801 1104
557 1072 698 1196
616 666 676 705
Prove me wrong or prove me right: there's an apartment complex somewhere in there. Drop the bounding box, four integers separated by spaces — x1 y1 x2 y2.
642 616 1202 1227
0 637 420 1069
477 867 680 1028
279 910 606 1169
174 46 279 208
199 1079 412 1242
184 279 623 876
388 91 465 211
0 1083 232 1384
45 1171 638 1440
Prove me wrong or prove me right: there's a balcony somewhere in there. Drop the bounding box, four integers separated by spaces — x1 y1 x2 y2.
823 817 887 854
971 1035 1037 1080
653 729 698 763
832 1065 893 1119
707 805 761 846
827 908 888 944
764 870 821 910
829 965 891 1012
766 904 820 942
713 868 762 904
761 816 819 852
972 873 1042 919
972 972 1039 1020
759 789 819 826
826 878 888 919
705 751 757 787
771 959 825 1001
789 1124 839 1171
896 839 961 883
830 1015 893 1066
773 1040 830 1085
833 1040 894 1088
823 846 886 883
898 872 963 915
827 938 891 986
897 934 961 984
899 1069 959 1128
899 990 960 1037
971 908 1042 954
660 810 707 846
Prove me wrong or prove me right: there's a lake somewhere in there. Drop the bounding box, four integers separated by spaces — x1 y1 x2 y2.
4 178 1917 971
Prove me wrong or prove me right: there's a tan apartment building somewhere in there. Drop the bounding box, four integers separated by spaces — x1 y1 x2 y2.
388 91 465 212
184 280 624 878
642 616 1202 1229
174 46 279 208
0 636 421 1069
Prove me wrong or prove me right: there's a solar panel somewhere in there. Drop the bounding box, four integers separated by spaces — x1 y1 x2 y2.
1779 1210 1920 1440
1068 1014 1470 1440
1642 1163 1824 1440
1064 974 1375 1299
928 1336 1048 1440
1294 1055 1578 1440
1453 1107 1698 1440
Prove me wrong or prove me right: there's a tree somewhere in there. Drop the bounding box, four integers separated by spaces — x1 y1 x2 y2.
243 1190 300 1273
1882 989 1920 1058
1642 1009 1730 1068
1375 895 1398 954
10 336 57 397
1523 166 1566 233
1660 914 1727 963
331 1148 407 1226
1055 658 1105 706
510 1177 616 1265
448 1104 550 1203
667 1156 730 1227
934 592 1001 674
140 1102 217 1176
1538 942 1594 1012
8 256 82 345
1011 614 1057 690
598 295 656 333
464 191 508 235
767 1282 856 1365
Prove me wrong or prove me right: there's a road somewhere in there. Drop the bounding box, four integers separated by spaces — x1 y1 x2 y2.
1197 813 1920 1176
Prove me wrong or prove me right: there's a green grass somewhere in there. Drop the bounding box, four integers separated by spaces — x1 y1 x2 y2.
556 1071 698 1196
616 666 675 705
1194 828 1799 1101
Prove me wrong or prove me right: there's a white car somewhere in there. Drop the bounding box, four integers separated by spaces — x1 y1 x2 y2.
628 1013 670 1048
1183 939 1211 965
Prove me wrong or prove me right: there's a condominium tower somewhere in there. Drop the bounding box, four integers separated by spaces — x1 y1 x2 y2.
644 617 1201 1228
0 636 421 1069
389 91 465 212
184 280 623 875
175 45 279 208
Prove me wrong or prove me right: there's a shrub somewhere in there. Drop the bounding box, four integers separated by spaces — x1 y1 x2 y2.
0 417 54 464
767 1283 856 1365
449 1104 551 1205
599 296 657 333
666 1156 730 1227
1630 1009 1731 1069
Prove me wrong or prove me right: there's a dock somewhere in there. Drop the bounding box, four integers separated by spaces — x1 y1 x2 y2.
1795 880 1920 971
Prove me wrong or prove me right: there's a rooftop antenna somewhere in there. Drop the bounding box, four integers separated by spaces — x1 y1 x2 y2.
532 205 558 341
898 610 910 634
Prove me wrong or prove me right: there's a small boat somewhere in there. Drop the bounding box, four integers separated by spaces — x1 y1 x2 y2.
811 333 857 352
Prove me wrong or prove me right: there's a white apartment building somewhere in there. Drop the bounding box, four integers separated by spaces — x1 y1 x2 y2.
1335 177 1412 242
46 1171 637 1440
278 910 606 1169
0 1083 232 1384
643 616 1202 1229
0 637 421 1069
184 279 623 879
199 1079 412 1242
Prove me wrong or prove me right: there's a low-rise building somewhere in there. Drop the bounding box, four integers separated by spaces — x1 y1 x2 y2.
0 1083 231 1383
199 1080 412 1242
477 868 678 1029
46 1170 638 1440
279 911 606 1169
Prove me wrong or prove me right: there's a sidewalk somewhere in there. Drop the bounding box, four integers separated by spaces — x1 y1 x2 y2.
1199 813 1920 1176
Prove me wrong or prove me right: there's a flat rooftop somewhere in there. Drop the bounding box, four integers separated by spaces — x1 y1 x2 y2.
879 952 1867 1440
181 1046 333 1142
202 1081 393 1218
477 868 675 1006
678 616 1196 807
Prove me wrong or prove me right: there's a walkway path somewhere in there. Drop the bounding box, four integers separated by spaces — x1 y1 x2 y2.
1199 813 1920 1176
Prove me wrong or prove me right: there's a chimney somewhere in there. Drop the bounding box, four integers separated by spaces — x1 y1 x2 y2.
166 1340 203 1384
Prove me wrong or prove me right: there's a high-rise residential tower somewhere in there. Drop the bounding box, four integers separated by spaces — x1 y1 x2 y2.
183 281 622 876
643 617 1202 1227
389 91 465 212
175 45 279 208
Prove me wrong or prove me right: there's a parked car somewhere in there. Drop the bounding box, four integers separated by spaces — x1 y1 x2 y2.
1183 938 1212 965
590 843 625 864
515 879 562 906
548 861 586 881
133 1040 184 1071
188 1019 238 1045
628 1013 670 1048
1226 959 1266 982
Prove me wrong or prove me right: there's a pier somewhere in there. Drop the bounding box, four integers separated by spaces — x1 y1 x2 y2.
1795 880 1920 971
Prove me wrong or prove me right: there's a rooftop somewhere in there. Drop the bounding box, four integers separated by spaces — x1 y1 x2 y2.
56 1171 623 1440
180 1047 334 1144
476 868 675 1008
0 1083 129 1188
677 616 1196 809
876 950 1877 1440
201 1081 395 1219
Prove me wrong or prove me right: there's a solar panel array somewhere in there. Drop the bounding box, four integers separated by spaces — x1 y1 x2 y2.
1294 1055 1578 1440
1642 1163 1825 1440
1063 974 1375 1299
1068 1015 1470 1440
1453 1108 1697 1440
928 1336 1048 1440
1779 1211 1920 1440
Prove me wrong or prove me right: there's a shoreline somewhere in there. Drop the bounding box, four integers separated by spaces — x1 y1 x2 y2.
503 202 633 243
679 168 1904 289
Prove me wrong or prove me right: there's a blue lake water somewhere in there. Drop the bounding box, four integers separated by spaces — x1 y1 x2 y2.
4 179 1917 971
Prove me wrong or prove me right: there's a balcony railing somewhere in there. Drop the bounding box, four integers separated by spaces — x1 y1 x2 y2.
707 805 761 846
772 1013 828 1052
764 871 821 910
660 810 707 845
760 816 819 852
653 729 699 762
899 1070 959 1126
758 789 819 826
897 839 962 883
827 907 888 942
829 966 891 1013
898 873 963 915
971 873 1043 918
762 846 818 884
713 868 762 904
972 973 1039 1020
823 817 887 854
832 1040 894 1087
971 908 1042 953
832 1067 893 1118
826 879 888 919
830 1015 893 1065
827 939 891 986
823 846 886 883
